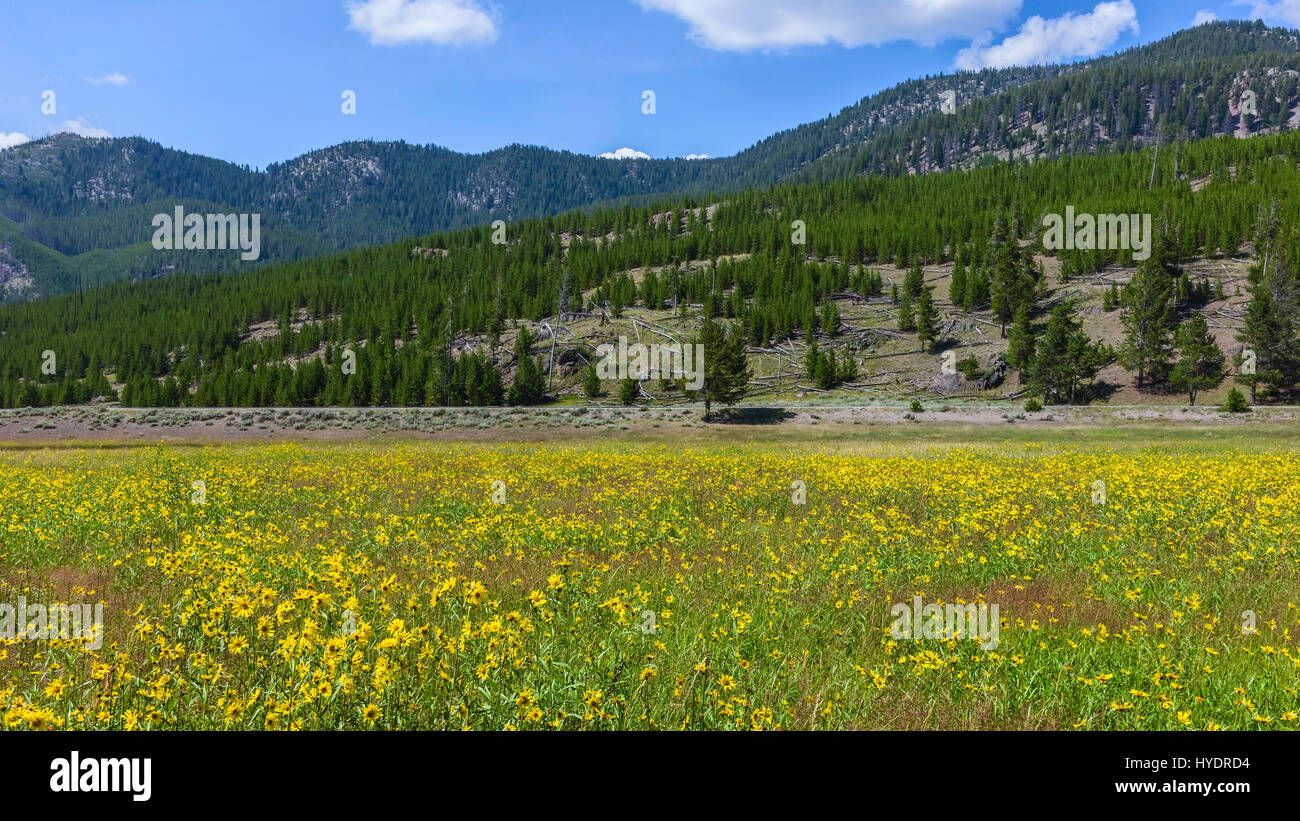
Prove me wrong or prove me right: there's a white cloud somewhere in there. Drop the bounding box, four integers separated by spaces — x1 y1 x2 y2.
683 153 711 160
1192 10 1219 25
954 0 1138 70
59 118 111 138
1234 1 1300 26
636 0 1022 51
347 0 498 46
86 72 131 86
0 131 32 151
599 147 652 160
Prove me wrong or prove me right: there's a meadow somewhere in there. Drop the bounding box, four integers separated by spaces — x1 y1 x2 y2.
1 429 1298 730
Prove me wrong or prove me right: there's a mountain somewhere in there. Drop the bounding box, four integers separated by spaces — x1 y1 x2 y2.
2 19 1299 302
3 114 1299 409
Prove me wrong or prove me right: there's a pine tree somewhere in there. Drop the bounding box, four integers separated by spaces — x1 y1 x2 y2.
1005 303 1035 373
617 377 639 405
989 214 1034 336
1102 282 1119 312
915 286 938 352
814 349 836 389
897 288 916 331
694 319 751 419
1170 313 1225 405
1028 303 1108 404
820 300 839 335
950 252 968 309
1118 256 1176 387
904 258 925 298
965 268 990 310
508 328 546 405
509 354 545 405
837 351 858 383
804 341 822 385
582 364 602 399
1236 231 1299 401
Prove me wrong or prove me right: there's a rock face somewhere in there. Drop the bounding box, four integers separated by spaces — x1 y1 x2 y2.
0 241 35 299
982 354 1007 390
556 347 591 377
928 372 965 395
927 352 1008 395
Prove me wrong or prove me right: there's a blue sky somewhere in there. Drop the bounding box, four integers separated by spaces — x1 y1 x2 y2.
0 1 1290 168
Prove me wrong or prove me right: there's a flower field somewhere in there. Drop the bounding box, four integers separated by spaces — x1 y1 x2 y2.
2 440 1298 730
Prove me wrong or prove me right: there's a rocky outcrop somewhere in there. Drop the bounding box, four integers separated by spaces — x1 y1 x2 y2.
982 354 1007 390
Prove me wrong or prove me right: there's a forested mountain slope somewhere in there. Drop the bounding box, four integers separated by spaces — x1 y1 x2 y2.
2 124 1299 409
3 20 1299 301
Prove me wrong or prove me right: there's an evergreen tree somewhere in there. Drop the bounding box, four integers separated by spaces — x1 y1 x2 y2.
1005 303 1036 373
964 268 990 310
1170 313 1225 405
617 377 639 405
508 328 546 405
815 349 836 389
989 214 1035 336
837 351 859 383
21 93 1300 410
950 252 968 309
903 258 925 298
509 354 545 405
915 286 939 352
1028 303 1108 404
1102 282 1119 312
1236 232 1299 401
694 319 751 419
956 354 983 381
804 341 823 385
582 364 602 399
820 300 839 335
1118 256 1176 387
897 288 916 331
